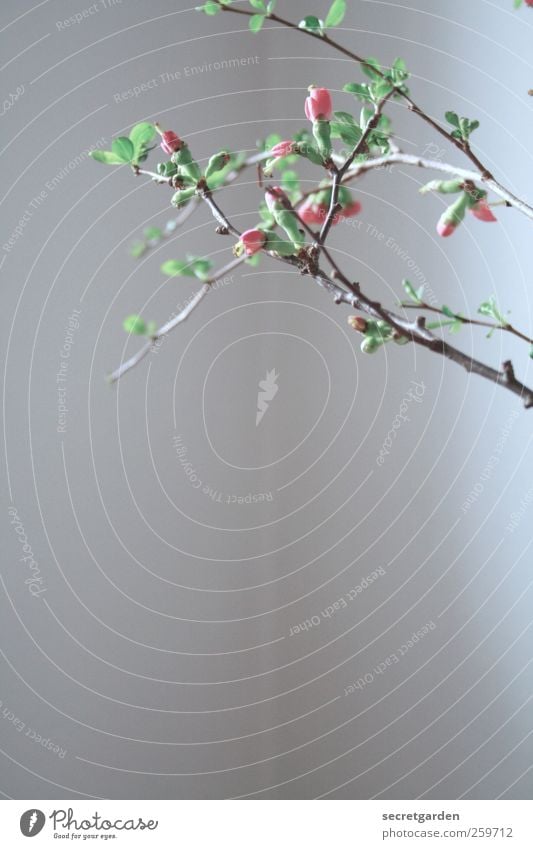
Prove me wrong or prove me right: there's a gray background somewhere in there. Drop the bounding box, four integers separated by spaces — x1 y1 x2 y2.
1 0 532 800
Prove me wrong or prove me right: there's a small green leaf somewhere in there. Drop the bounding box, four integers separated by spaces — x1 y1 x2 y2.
325 0 346 27
402 279 423 304
280 170 300 196
111 137 134 163
361 57 382 81
445 111 460 128
371 80 394 101
441 305 456 319
343 82 372 101
89 149 124 165
198 0 219 14
392 57 408 77
123 315 147 335
333 110 357 126
298 15 324 34
161 260 196 277
129 122 156 162
514 0 523 7
143 226 162 241
478 296 506 324
130 241 146 259
330 122 361 146
266 0 276 12
449 319 463 334
249 13 265 31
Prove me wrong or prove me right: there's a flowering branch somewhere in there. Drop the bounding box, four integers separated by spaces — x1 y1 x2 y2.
215 0 533 218
90 1 533 410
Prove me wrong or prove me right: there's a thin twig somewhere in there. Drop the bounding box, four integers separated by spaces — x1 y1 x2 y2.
400 302 533 346
107 256 245 383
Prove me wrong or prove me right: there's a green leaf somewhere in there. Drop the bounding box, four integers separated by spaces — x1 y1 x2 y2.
249 13 265 31
111 137 134 163
189 257 213 280
333 110 357 125
445 111 460 128
330 122 361 146
514 0 523 7
129 122 156 162
298 15 324 34
143 226 162 241
266 0 276 12
441 305 456 319
161 259 196 277
371 80 394 101
478 296 506 324
130 241 146 259
325 0 346 27
123 315 147 335
402 279 423 305
198 0 219 14
249 0 266 8
392 57 408 77
89 149 124 165
280 170 300 195
343 82 372 101
361 57 382 81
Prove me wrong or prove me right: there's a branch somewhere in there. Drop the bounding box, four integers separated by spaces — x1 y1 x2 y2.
107 256 245 383
200 188 533 409
400 301 533 346
317 94 392 246
218 2 533 222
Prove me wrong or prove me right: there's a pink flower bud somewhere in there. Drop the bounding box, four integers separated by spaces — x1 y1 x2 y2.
526 0 533 7
270 140 295 159
470 199 497 222
436 217 457 237
298 199 327 225
265 187 288 214
305 87 333 122
155 124 182 155
240 229 266 256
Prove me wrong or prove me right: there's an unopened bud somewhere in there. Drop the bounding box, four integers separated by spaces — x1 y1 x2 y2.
348 315 367 333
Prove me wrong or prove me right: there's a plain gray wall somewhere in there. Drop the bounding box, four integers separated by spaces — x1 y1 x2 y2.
1 0 532 799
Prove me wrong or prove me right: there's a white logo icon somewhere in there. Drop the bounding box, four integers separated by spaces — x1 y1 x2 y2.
256 368 279 426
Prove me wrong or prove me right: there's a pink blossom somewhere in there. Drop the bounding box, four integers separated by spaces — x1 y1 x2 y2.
305 87 333 122
298 199 327 225
436 217 457 237
270 140 294 159
240 229 266 256
155 126 182 155
470 199 497 222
